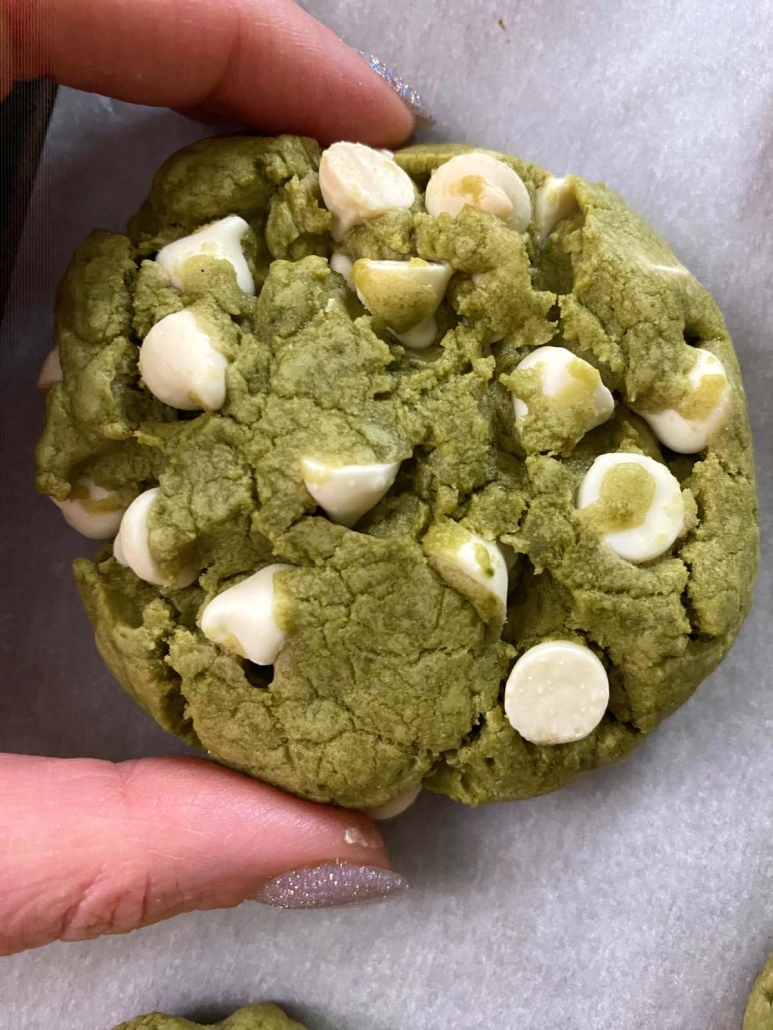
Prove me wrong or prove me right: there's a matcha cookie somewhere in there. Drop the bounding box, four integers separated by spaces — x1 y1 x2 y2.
114 1004 307 1030
36 135 759 811
745 953 773 1030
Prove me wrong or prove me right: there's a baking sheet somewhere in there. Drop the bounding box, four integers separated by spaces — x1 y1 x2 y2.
1 0 772 1026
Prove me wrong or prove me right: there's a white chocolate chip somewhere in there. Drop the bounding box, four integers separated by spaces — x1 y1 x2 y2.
200 563 289 666
577 452 685 563
504 640 609 745
364 786 422 820
37 347 63 390
155 215 255 295
353 259 451 310
452 535 508 610
394 314 438 350
500 542 518 572
139 309 229 411
300 457 400 528
637 348 731 453
425 152 531 232
319 143 415 242
351 258 451 343
534 176 579 246
114 487 197 588
642 261 690 276
52 476 126 540
513 345 614 434
424 527 508 620
330 252 354 286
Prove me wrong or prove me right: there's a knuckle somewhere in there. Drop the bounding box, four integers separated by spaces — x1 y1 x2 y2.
57 867 154 942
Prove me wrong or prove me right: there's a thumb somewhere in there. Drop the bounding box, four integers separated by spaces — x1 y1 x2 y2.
0 753 408 955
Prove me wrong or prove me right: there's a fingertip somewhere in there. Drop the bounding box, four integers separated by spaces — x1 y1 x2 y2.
349 49 430 142
6 0 422 148
0 755 400 954
312 802 391 866
328 48 418 147
172 104 240 127
205 0 420 147
123 755 394 875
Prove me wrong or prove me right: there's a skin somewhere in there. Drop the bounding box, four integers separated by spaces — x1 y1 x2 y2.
0 0 414 144
1 0 415 957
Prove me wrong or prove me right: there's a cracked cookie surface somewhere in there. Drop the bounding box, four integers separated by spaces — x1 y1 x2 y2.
37 136 758 809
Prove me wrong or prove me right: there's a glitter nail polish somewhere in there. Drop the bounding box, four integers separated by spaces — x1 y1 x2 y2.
355 51 435 127
252 861 409 910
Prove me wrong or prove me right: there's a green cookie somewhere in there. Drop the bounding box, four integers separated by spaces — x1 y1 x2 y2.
745 953 773 1029
114 1004 307 1030
37 135 759 810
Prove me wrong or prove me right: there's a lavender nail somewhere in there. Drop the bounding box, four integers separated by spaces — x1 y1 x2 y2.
253 861 409 910
355 51 435 127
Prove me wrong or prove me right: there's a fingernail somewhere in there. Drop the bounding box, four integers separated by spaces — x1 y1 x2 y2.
251 861 409 910
355 51 435 127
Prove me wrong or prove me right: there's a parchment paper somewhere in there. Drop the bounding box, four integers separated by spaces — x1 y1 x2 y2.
1 1 772 1026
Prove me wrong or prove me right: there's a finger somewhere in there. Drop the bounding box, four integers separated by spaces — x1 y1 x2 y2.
173 104 237 127
0 754 404 956
3 0 417 146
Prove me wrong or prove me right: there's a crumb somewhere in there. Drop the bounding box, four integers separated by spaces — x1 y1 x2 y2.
344 826 379 848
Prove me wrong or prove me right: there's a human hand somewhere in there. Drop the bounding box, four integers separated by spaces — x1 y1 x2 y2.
1 0 422 142
0 755 407 955
0 0 421 956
